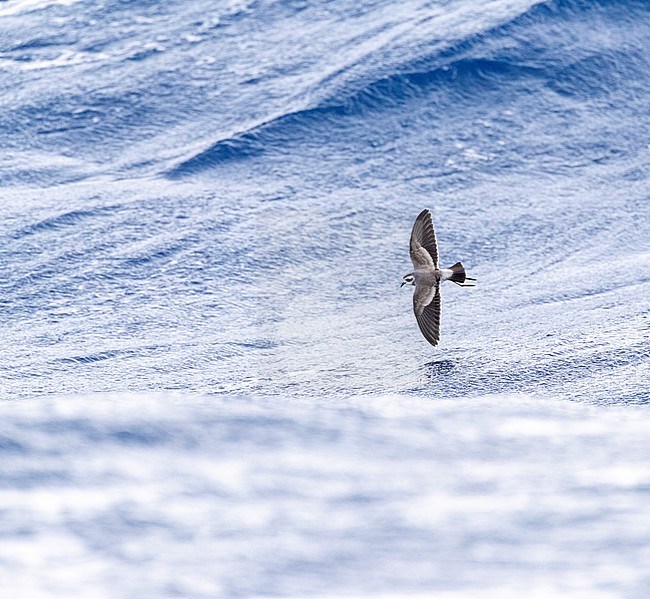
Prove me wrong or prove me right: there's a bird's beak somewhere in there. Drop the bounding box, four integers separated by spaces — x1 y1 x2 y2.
400 281 406 288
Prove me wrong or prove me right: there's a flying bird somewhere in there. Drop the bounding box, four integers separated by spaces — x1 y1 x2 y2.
401 209 476 346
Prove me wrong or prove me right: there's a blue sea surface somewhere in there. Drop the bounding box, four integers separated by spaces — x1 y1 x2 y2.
0 0 649 597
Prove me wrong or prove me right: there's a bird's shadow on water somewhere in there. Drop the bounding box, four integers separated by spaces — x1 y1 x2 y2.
423 359 456 377
419 359 460 396
421 359 491 398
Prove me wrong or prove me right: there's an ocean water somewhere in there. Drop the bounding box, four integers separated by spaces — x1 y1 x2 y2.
0 0 649 597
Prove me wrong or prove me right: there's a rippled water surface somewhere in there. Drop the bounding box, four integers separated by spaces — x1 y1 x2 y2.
1 0 649 597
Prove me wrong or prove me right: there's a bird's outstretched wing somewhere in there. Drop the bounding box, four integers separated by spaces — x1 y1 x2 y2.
409 209 439 269
413 282 441 346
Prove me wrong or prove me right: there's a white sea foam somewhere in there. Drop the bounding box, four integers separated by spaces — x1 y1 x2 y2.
0 0 81 17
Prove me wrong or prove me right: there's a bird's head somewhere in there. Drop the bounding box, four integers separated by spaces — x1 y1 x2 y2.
401 273 415 288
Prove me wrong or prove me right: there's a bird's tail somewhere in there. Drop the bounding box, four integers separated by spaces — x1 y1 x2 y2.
448 261 467 283
448 262 477 287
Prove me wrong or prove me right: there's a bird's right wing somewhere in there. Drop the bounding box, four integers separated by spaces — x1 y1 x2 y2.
413 282 441 346
409 209 439 269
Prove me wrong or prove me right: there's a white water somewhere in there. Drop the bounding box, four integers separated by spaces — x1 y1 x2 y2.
2 393 649 598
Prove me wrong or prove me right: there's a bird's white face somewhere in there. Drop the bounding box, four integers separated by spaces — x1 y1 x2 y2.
401 273 415 287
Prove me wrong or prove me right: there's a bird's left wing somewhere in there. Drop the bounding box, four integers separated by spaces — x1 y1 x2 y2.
409 209 439 269
413 282 441 346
